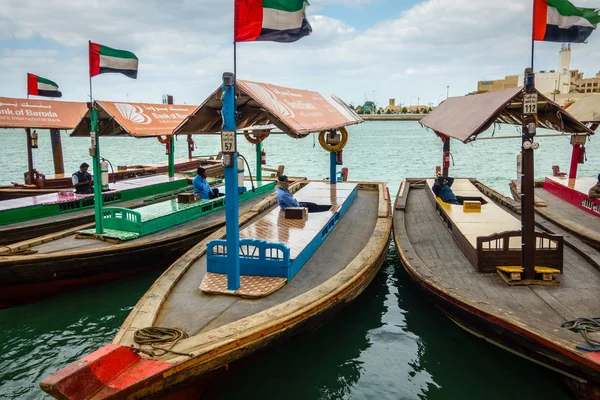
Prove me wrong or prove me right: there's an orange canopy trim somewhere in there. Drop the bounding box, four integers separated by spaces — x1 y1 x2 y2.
0 97 88 130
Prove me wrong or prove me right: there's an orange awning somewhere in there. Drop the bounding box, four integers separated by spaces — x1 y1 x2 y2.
175 80 362 137
71 101 198 137
0 97 88 130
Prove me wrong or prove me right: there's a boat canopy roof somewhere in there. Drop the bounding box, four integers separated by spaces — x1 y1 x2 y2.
0 96 88 130
174 80 362 137
420 87 593 143
564 95 600 124
71 101 198 137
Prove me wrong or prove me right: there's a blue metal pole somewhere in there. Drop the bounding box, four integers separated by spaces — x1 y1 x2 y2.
330 151 337 185
222 73 240 291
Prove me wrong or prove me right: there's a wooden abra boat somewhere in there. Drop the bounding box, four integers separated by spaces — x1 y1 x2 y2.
0 180 275 308
508 95 600 249
40 79 390 399
41 180 391 399
0 97 222 199
394 88 600 397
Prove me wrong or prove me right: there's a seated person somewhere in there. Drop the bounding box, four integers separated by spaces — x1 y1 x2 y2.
72 162 94 194
432 176 462 205
589 173 600 199
276 175 331 213
193 167 222 200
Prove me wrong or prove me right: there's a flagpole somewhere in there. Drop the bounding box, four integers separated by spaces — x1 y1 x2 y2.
531 0 536 70
88 40 104 234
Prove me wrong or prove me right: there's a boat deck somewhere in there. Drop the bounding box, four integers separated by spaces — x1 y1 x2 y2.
0 175 185 212
398 183 600 351
427 179 521 248
545 176 598 196
23 192 272 255
535 186 600 234
153 189 378 337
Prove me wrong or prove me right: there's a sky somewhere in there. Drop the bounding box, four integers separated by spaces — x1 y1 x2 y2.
1 0 600 109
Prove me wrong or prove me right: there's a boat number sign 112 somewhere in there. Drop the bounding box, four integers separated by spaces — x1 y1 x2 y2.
523 93 538 115
221 131 236 153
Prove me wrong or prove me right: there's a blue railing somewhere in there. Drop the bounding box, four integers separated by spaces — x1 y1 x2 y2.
207 238 292 278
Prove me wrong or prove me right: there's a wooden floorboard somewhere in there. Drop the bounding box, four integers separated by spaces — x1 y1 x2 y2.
154 190 379 336
535 187 600 234
402 185 600 345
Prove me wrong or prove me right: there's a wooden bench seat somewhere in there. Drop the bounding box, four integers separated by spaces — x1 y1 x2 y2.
425 179 563 275
206 182 359 281
496 265 562 286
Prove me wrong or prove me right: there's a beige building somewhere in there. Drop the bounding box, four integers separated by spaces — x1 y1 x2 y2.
570 70 600 94
384 98 402 113
477 75 520 93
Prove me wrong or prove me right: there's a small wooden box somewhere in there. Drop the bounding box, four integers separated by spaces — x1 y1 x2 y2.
117 166 128 171
178 193 199 204
285 207 308 220
463 201 482 213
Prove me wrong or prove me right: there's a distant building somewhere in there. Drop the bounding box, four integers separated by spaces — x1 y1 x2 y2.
477 75 520 93
570 70 600 93
477 44 574 96
385 98 402 113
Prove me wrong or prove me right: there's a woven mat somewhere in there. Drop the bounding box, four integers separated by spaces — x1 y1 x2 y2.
200 272 287 298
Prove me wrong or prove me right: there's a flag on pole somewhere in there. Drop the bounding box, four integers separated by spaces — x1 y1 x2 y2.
533 0 600 43
89 42 139 79
27 73 62 98
235 0 312 43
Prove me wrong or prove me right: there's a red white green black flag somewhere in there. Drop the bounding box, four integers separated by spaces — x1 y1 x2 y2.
533 0 600 43
89 42 139 79
235 0 312 43
27 73 62 98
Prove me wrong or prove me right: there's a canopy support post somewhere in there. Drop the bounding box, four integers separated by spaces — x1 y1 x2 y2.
168 136 175 178
187 134 193 160
569 144 581 180
89 106 104 234
50 128 65 175
256 141 262 182
442 138 450 177
330 151 337 185
25 128 35 185
222 72 240 291
521 69 536 280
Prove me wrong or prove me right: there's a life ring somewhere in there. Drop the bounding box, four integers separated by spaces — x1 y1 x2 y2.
157 135 172 145
244 131 270 144
318 127 348 153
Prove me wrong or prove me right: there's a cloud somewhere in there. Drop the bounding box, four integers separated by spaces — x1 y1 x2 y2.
1 0 600 108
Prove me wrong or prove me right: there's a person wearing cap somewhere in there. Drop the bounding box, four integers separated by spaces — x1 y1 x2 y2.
276 175 330 213
72 162 94 194
589 174 600 199
432 176 461 205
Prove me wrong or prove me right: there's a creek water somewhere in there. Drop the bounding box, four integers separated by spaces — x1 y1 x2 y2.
1 121 598 399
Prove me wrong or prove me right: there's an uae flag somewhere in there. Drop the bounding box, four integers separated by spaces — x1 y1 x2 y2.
27 73 62 98
235 0 312 43
89 42 139 79
533 0 600 43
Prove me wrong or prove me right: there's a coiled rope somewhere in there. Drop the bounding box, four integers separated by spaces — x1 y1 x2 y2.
561 318 600 352
132 327 192 357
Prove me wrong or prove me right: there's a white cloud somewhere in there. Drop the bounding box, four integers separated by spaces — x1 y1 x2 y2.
0 0 599 108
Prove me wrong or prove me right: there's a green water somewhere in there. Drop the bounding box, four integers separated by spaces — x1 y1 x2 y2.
1 122 598 399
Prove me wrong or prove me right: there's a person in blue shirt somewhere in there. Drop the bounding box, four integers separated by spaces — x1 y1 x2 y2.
276 175 330 213
432 176 461 205
193 167 220 200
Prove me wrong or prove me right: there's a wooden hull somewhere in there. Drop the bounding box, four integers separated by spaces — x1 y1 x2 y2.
394 179 600 399
0 187 274 308
40 182 392 399
1 159 222 196
508 180 600 250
